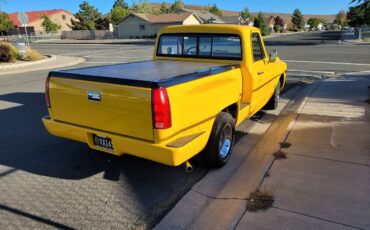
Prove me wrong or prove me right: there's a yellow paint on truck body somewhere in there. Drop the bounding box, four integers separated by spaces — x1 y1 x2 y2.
43 25 287 166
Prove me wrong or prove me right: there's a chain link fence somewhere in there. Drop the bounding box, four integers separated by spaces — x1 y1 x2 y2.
355 26 370 40
0 34 61 43
62 30 118 40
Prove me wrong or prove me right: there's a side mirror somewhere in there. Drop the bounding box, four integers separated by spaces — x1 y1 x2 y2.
269 50 278 62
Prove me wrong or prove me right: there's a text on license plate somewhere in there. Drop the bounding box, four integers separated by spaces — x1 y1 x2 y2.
93 135 114 150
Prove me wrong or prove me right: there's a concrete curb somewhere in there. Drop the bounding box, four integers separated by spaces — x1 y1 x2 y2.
264 31 308 39
155 82 321 229
34 39 156 45
0 55 86 76
0 55 56 70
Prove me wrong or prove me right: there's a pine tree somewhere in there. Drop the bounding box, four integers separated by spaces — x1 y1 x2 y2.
160 2 169 14
254 12 270 36
240 7 250 20
70 1 102 30
291 9 304 30
131 0 158 14
110 5 130 25
208 4 222 16
113 0 128 9
169 0 184 13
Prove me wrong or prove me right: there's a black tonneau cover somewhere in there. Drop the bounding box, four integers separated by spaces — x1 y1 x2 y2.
50 60 237 88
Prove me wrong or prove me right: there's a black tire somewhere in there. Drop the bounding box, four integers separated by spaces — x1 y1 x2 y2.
263 81 281 110
200 112 235 168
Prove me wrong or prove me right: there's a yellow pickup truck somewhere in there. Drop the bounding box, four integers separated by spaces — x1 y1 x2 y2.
42 25 287 169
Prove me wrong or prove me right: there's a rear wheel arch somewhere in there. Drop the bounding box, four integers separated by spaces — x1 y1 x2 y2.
221 103 238 120
200 112 236 168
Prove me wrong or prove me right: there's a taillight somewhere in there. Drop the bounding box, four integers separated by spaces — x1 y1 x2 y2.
152 88 171 129
45 76 51 108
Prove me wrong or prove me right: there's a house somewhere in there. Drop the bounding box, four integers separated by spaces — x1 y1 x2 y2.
176 8 224 24
118 12 201 38
8 9 75 35
266 16 275 33
304 23 311 31
317 23 324 31
274 16 287 32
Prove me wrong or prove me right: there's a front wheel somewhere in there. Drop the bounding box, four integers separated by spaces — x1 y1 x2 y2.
263 81 281 110
200 112 235 168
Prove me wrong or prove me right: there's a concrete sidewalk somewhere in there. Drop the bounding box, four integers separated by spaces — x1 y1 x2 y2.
238 74 370 230
157 74 370 229
340 31 370 44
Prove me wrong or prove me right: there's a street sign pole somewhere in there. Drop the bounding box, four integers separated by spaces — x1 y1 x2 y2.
21 22 30 47
24 24 29 47
18 12 30 46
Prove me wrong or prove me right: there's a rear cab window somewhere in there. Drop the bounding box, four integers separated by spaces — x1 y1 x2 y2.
157 34 242 60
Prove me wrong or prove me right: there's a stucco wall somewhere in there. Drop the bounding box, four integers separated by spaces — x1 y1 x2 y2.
30 11 75 34
183 15 201 25
118 14 200 38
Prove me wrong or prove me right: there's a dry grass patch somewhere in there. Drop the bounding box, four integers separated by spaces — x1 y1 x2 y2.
24 47 45 61
0 42 21 63
246 189 274 212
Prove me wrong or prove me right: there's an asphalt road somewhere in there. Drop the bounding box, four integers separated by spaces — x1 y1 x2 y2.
0 31 369 229
265 31 370 73
30 31 370 74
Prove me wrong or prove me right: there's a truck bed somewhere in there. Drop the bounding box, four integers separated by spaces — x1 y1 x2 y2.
50 60 237 88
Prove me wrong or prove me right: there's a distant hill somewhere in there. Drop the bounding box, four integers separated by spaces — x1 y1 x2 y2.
150 3 336 23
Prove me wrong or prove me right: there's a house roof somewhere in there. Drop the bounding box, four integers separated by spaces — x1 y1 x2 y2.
220 16 240 24
8 9 73 27
220 15 254 25
121 12 200 24
177 8 224 24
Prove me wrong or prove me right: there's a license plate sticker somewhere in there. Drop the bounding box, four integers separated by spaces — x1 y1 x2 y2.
93 135 114 150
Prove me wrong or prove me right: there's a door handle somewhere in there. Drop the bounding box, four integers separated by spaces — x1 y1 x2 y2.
257 72 264 75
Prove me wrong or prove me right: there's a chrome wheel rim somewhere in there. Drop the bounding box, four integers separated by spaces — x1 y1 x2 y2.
219 124 232 159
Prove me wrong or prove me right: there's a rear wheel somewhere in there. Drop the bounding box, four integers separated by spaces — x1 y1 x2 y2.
263 81 281 110
200 112 235 168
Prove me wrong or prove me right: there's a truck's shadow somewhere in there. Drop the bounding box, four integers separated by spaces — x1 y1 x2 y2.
0 92 207 181
0 92 209 228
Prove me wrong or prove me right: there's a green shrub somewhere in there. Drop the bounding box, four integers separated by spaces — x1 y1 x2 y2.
261 28 271 36
0 42 20 63
274 25 282 33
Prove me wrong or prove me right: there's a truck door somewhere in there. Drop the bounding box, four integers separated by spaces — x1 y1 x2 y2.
251 32 273 111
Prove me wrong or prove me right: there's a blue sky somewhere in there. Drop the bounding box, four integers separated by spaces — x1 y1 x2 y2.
1 0 354 15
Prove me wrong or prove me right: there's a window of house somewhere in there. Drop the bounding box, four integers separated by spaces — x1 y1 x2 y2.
62 15 66 20
139 24 145 31
251 33 265 62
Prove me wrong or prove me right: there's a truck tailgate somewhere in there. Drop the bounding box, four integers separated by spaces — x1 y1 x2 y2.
49 77 154 141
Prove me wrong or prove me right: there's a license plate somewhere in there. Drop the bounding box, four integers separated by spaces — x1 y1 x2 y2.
93 135 114 150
